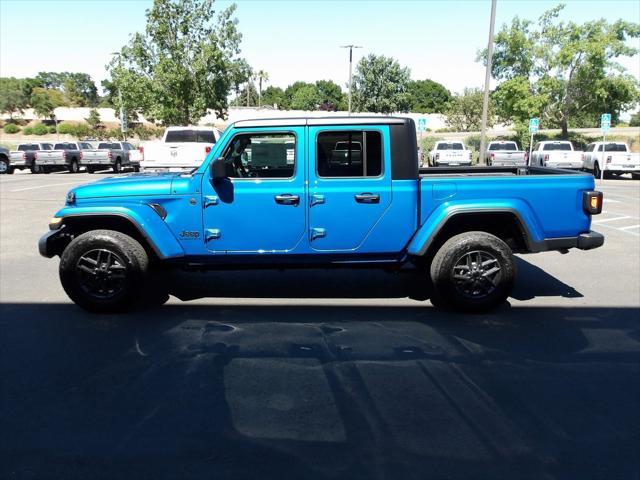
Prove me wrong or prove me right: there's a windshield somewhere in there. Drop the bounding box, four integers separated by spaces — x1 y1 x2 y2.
542 143 572 151
489 143 517 151
165 129 217 143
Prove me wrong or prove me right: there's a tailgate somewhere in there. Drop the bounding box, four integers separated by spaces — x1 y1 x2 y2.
81 150 111 163
147 143 209 165
608 152 640 167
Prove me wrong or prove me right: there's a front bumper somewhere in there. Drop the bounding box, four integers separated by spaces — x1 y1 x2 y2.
38 228 69 258
534 231 605 252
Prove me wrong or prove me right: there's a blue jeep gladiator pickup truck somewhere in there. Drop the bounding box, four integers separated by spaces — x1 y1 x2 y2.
39 117 604 313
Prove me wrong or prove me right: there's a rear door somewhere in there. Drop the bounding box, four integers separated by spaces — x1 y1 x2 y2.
307 125 392 251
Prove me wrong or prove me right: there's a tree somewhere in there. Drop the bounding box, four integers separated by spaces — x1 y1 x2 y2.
256 70 269 107
290 84 320 110
0 78 30 118
446 88 495 132
236 83 259 107
108 0 246 125
407 79 451 113
315 80 345 111
261 86 285 109
281 81 314 110
229 59 252 107
352 54 412 113
35 72 98 106
30 87 66 119
479 4 640 135
85 108 102 129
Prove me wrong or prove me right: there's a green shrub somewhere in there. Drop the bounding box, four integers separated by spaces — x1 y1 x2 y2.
23 126 33 135
3 123 20 134
132 125 163 140
57 122 76 135
32 123 48 135
419 136 445 154
47 126 57 134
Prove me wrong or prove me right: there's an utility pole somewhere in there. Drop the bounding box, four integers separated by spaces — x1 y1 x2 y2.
478 0 497 165
340 45 362 115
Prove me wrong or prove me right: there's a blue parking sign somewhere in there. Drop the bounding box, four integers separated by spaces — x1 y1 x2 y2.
601 113 611 133
417 118 427 132
529 118 539 133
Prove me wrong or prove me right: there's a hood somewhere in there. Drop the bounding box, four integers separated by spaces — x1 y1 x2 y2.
72 172 180 199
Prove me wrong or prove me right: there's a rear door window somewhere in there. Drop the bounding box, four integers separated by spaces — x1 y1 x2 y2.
316 130 382 177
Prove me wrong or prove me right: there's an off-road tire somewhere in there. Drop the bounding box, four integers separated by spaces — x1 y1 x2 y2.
430 231 516 312
59 230 149 313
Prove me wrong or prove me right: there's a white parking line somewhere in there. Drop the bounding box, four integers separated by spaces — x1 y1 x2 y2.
603 198 621 203
619 224 640 230
10 181 81 192
594 216 631 223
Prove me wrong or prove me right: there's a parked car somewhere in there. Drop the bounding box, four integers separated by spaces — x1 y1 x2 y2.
486 141 528 166
582 142 640 179
140 126 221 172
40 116 604 314
80 141 139 173
8 142 54 174
33 142 94 174
0 145 10 174
529 141 584 169
428 141 473 166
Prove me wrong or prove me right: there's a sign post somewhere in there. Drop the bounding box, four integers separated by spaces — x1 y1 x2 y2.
600 113 611 181
528 118 539 165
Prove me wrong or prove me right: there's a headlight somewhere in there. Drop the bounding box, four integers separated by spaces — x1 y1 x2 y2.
49 217 63 230
66 191 76 205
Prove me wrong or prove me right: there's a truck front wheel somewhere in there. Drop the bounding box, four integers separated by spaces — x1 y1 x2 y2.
429 231 515 312
59 230 149 313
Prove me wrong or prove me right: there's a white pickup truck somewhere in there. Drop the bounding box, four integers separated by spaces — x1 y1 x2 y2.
140 126 221 172
486 141 527 166
529 141 584 169
428 141 473 167
582 142 640 179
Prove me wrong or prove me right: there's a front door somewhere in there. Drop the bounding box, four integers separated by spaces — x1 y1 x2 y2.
201 128 306 253
307 126 392 252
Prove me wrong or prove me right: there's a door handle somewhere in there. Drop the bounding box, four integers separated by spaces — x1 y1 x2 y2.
355 193 380 204
274 194 300 206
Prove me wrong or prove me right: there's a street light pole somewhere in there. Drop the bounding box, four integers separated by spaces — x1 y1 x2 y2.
478 0 497 166
340 45 361 116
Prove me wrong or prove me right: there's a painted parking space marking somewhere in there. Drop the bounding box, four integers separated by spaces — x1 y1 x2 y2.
10 181 81 192
594 216 631 223
619 224 640 230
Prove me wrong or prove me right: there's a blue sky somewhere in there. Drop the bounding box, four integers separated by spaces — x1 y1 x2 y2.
1 0 638 94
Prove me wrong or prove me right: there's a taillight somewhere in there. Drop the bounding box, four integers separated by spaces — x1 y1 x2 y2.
108 151 113 159
606 156 612 164
544 154 549 161
435 153 440 160
205 146 212 154
34 152 38 160
581 153 585 161
583 191 603 215
80 152 83 160
22 152 26 160
139 146 144 160
62 151 67 160
490 153 495 159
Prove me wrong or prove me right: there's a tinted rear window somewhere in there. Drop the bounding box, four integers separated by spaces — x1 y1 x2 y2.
98 143 111 149
489 142 517 151
542 143 572 151
18 144 39 151
165 129 217 143
604 143 628 152
436 142 464 150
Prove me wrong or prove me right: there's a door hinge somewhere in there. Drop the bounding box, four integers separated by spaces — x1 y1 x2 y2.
310 194 325 206
205 229 221 241
310 227 326 241
204 196 219 208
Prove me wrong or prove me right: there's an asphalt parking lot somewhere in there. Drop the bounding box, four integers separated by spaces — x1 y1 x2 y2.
1 170 639 479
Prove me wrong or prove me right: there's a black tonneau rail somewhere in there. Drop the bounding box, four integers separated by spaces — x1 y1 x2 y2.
419 166 587 177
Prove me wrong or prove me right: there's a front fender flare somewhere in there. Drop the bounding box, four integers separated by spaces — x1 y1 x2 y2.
54 205 185 259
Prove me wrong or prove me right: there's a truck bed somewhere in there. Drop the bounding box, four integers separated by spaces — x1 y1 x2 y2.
419 165 580 177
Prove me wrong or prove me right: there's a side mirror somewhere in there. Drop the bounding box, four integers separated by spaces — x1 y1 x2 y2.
211 157 227 180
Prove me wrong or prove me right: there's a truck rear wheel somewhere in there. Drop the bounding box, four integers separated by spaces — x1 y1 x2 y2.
68 159 79 174
0 157 10 174
113 159 122 173
59 230 149 313
430 231 515 312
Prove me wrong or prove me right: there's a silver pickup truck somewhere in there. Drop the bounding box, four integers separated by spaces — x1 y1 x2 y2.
34 142 94 173
8 142 54 173
81 141 140 173
486 141 528 166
